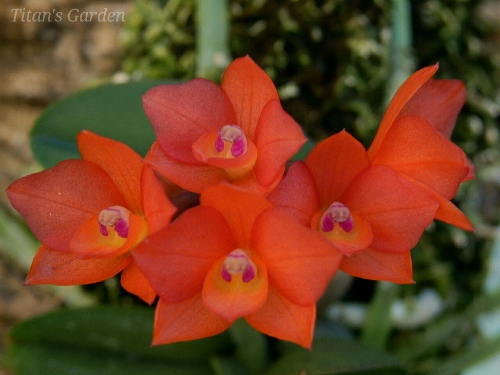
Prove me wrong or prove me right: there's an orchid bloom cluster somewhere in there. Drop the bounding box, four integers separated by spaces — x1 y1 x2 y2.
6 56 473 349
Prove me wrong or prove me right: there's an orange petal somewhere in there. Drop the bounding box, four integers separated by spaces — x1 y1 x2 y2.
232 168 284 197
253 99 306 186
340 248 414 283
399 78 466 139
120 260 157 305
245 287 315 349
200 183 272 248
6 160 126 252
132 206 236 303
70 213 148 258
465 158 475 181
25 244 130 285
146 141 230 193
192 131 258 179
142 78 237 164
310 211 373 256
268 161 320 226
202 256 268 322
252 209 342 306
221 56 279 139
399 174 474 231
77 131 144 214
140 165 176 234
305 130 370 206
435 198 474 231
368 64 438 159
372 115 469 199
342 165 439 253
153 295 231 345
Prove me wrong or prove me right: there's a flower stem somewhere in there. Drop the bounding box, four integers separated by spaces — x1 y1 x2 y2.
195 0 231 80
385 0 415 106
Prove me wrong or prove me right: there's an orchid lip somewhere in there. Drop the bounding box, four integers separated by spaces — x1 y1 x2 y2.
98 206 131 238
221 249 256 283
215 125 248 157
320 202 354 233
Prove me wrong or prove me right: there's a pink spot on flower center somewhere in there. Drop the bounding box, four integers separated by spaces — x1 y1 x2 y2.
215 125 247 157
98 206 130 238
320 202 354 233
221 249 256 283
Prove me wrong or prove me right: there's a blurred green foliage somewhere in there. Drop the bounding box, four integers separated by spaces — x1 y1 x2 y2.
120 0 499 145
120 0 195 79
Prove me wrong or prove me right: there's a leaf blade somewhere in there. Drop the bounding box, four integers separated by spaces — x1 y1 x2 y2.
30 80 175 168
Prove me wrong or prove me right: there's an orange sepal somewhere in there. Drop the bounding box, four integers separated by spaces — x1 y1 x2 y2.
342 165 439 253
311 211 373 256
372 115 469 199
200 183 272 248
77 131 144 214
245 287 315 349
268 161 321 226
153 295 231 345
340 248 415 284
221 56 279 139
202 256 268 322
70 213 148 258
6 159 126 253
132 206 236 303
399 78 466 139
25 244 130 285
253 99 306 187
140 165 176 234
146 141 230 193
253 209 342 306
368 64 438 159
305 130 370 206
120 260 157 305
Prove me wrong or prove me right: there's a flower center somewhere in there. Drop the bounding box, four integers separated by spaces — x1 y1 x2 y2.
98 206 131 238
221 249 256 283
215 125 247 157
320 202 354 233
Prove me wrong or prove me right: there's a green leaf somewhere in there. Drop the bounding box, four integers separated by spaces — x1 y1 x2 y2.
263 337 407 375
30 80 174 168
210 356 249 375
361 281 399 349
428 334 500 375
7 306 232 375
229 319 269 375
8 345 211 375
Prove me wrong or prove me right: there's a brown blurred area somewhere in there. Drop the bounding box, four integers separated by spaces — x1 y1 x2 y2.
0 1 133 373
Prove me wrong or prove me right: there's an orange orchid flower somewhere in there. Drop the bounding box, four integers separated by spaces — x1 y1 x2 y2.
268 65 474 283
269 131 441 283
6 131 176 304
132 183 341 348
142 55 306 196
368 64 473 230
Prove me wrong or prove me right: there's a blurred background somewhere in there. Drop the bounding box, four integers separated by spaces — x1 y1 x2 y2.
1 0 500 374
